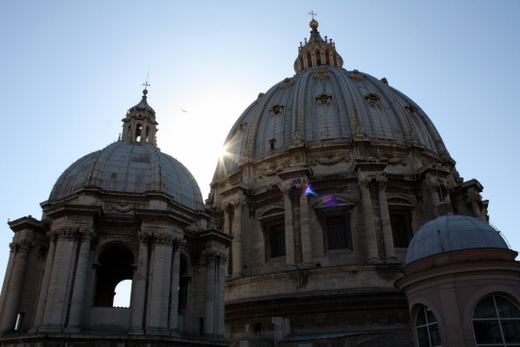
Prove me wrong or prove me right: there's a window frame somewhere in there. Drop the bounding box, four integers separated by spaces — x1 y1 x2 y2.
472 294 520 346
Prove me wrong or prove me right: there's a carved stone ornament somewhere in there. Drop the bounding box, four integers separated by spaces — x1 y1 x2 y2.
314 69 329 80
106 202 134 213
138 232 153 244
350 69 364 81
280 177 308 195
281 77 294 88
257 160 290 178
269 104 284 116
11 240 33 253
238 122 248 131
365 93 381 107
310 153 350 166
405 105 417 113
369 152 406 166
316 93 332 106
51 228 79 241
204 250 227 265
154 233 175 246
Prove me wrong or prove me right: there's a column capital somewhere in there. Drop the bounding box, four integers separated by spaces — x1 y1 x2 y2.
11 240 33 253
279 177 308 196
51 227 78 241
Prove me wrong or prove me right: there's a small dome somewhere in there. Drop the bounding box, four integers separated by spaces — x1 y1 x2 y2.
405 215 509 264
49 141 203 210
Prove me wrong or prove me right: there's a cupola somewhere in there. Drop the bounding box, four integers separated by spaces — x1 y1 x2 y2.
121 88 158 145
294 18 344 73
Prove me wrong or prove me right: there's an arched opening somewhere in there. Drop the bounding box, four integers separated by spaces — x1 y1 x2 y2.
473 294 520 346
134 123 142 142
415 304 441 347
113 279 132 308
94 245 134 307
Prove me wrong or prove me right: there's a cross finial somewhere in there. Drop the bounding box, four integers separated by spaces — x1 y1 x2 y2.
308 10 317 20
143 71 150 90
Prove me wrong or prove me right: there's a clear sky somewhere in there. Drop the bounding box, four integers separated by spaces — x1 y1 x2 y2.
0 0 519 281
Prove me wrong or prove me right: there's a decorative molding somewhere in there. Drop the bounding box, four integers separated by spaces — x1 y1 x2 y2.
257 160 290 178
106 202 135 213
310 153 350 166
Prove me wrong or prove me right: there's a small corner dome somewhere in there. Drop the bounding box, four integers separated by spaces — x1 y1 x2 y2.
405 215 509 264
49 142 203 210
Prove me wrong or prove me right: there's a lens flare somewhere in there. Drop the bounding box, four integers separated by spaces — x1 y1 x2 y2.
303 184 338 207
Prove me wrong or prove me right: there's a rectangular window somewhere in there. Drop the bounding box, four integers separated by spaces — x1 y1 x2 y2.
391 213 411 248
327 216 348 250
268 223 286 259
322 213 351 252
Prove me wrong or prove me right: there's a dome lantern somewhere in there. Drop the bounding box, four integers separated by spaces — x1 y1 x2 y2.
294 18 344 73
121 87 158 145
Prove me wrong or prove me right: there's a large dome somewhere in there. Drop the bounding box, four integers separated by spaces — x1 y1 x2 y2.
49 91 203 211
405 215 509 264
49 142 203 210
219 23 449 174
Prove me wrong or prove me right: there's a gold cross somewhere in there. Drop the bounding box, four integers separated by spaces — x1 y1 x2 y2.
308 10 317 20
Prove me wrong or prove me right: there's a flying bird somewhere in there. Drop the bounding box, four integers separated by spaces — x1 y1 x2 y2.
180 109 188 113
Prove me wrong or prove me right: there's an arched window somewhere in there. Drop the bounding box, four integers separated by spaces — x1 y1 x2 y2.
473 295 520 346
416 305 441 347
94 245 134 307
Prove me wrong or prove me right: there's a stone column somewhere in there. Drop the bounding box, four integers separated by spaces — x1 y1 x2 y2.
168 240 182 333
299 193 313 267
359 179 380 263
377 178 397 263
282 187 296 269
469 195 483 220
0 240 32 332
41 228 77 331
146 233 174 334
223 207 230 235
216 254 226 337
204 251 217 336
32 237 57 330
129 232 150 333
0 242 18 329
231 201 243 278
65 229 94 331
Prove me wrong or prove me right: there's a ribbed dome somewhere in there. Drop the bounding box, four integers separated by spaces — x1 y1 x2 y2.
49 141 203 210
405 215 509 264
220 66 449 173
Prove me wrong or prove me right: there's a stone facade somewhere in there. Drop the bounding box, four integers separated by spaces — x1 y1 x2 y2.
206 20 492 347
0 91 232 346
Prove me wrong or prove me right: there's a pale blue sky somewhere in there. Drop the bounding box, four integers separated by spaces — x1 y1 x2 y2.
1 1 519 278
